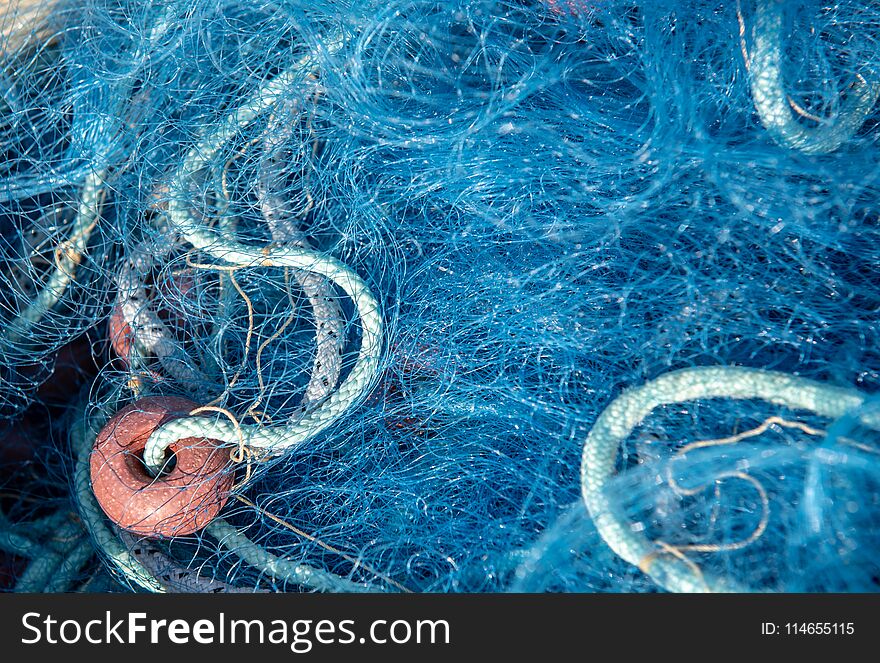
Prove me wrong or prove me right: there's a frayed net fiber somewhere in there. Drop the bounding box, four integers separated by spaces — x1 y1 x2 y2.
0 0 878 593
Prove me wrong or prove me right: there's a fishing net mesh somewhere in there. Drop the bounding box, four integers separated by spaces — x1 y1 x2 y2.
0 0 878 592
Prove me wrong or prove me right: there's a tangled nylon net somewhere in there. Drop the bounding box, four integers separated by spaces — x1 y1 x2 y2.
0 0 878 593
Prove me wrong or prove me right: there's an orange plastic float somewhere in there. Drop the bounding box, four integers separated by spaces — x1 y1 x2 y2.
90 396 233 537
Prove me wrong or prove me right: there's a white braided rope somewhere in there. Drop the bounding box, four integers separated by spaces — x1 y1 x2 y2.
115 238 209 385
143 34 382 467
580 365 871 593
259 99 346 412
748 0 880 154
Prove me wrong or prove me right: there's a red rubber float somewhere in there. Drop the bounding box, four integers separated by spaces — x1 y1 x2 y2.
90 396 233 537
108 305 134 365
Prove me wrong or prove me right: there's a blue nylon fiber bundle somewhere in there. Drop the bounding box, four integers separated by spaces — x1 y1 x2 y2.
0 0 878 593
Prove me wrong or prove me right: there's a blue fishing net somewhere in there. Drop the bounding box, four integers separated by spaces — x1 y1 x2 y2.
0 0 878 592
